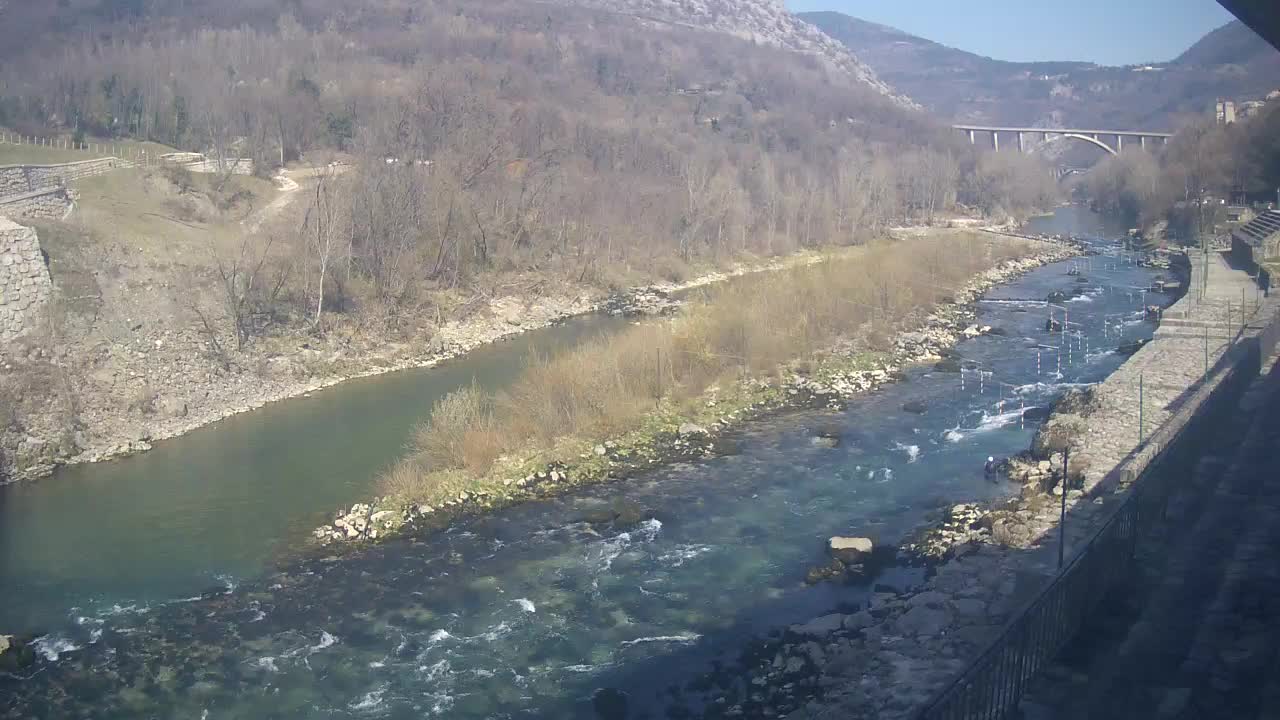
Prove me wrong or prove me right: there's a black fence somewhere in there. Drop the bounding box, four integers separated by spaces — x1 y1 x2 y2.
914 335 1262 720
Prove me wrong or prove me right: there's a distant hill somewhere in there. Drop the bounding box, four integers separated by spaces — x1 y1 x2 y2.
543 0 915 107
1173 18 1277 67
802 12 1280 131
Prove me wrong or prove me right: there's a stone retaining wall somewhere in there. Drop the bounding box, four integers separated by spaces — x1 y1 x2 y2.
0 186 73 220
0 217 52 342
0 158 125 196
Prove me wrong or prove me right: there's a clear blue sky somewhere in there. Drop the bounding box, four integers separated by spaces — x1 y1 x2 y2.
785 0 1237 66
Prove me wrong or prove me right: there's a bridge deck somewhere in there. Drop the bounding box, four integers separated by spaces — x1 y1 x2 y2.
952 125 1173 137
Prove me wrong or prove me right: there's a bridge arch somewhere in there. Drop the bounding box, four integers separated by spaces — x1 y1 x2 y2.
1059 133 1118 156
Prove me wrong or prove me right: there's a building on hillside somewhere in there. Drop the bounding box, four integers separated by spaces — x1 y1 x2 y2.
1240 100 1268 119
1227 205 1256 224
1215 99 1237 124
1230 209 1280 273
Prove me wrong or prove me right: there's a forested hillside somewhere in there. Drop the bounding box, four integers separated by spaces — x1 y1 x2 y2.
0 0 1060 482
0 0 1055 304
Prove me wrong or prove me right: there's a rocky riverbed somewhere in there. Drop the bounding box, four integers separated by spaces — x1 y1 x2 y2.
314 242 1082 545
701 251 1229 720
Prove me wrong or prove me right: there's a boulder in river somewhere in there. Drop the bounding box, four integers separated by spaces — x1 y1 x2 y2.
1046 290 1068 304
902 400 928 415
0 635 35 672
1021 406 1052 423
592 687 629 720
811 435 840 449
828 536 873 564
933 358 962 374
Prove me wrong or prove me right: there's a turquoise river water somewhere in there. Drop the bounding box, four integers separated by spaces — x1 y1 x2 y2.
0 207 1166 719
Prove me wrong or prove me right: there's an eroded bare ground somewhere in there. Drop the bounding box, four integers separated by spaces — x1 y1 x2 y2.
0 164 850 483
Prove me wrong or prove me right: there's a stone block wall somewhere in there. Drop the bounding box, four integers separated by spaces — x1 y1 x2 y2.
0 187 73 220
0 216 52 343
0 158 125 197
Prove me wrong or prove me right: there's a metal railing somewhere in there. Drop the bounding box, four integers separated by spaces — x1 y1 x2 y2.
914 336 1261 720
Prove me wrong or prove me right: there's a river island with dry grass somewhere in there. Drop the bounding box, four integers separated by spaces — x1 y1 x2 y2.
315 229 1078 544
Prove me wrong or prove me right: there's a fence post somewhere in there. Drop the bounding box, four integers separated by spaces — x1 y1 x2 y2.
1138 373 1144 444
1059 446 1069 570
1204 324 1209 381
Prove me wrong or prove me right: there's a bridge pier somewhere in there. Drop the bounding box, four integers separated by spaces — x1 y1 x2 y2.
992 132 999 152
1117 135 1123 153
968 130 975 145
1141 136 1146 150
1017 131 1025 153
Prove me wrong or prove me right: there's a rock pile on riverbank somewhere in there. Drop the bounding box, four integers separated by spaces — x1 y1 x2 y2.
673 543 1031 719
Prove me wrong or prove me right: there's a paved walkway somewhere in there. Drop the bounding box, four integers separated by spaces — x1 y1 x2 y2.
1017 344 1280 720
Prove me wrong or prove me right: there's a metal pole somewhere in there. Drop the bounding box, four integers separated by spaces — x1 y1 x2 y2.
1059 446 1070 570
1204 324 1209 380
1138 373 1144 444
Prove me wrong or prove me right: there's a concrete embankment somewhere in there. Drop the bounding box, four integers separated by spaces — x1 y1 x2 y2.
752 250 1280 720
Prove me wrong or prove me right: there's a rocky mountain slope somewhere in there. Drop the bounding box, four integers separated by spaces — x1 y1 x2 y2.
804 13 1280 130
548 0 915 107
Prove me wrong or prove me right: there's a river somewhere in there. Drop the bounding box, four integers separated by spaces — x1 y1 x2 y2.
1 208 1159 718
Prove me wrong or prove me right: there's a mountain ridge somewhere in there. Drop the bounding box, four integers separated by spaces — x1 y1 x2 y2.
803 12 1280 130
542 0 918 107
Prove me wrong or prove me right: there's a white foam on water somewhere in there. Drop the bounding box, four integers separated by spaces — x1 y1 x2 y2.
658 544 715 567
563 664 609 673
944 426 965 443
620 633 701 647
418 658 452 683
31 636 80 662
1014 381 1090 396
369 660 386 669
586 519 663 576
462 622 512 643
975 409 1024 433
894 442 921 463
427 693 456 717
255 656 279 673
878 468 893 483
310 631 339 652
513 598 536 613
349 686 387 713
427 629 453 645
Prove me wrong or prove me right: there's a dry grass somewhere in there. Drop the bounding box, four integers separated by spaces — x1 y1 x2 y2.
380 231 1037 502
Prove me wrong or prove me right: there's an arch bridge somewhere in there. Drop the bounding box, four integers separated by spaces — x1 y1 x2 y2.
953 125 1174 156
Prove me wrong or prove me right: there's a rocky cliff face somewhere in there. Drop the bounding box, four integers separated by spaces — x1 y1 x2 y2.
547 0 916 107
